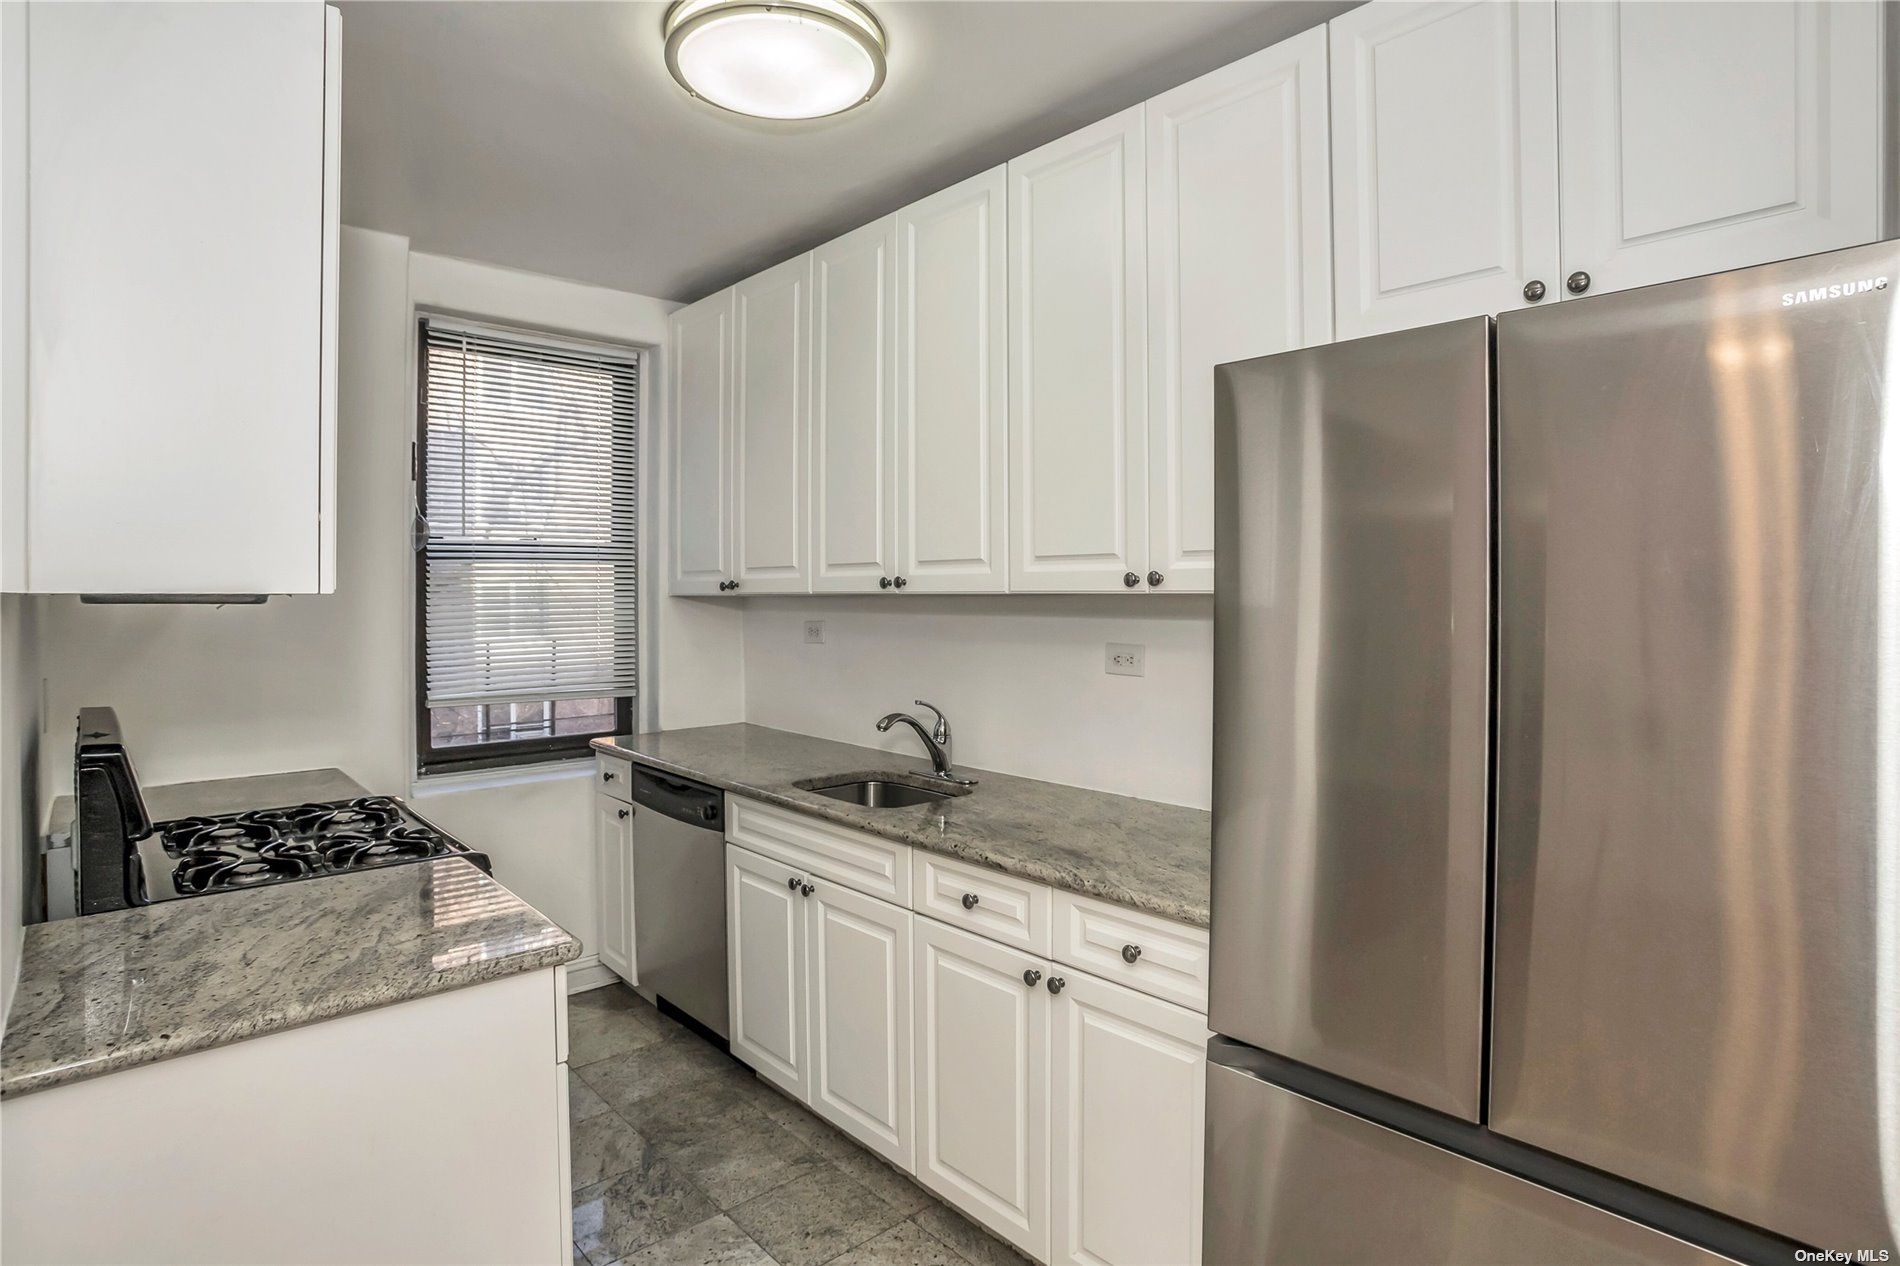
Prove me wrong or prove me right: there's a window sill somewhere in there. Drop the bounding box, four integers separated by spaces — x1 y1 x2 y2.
409 757 598 798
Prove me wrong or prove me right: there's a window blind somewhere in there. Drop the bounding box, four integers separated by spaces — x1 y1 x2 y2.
419 318 637 710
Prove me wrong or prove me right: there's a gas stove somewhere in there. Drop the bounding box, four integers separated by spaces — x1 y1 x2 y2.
72 707 491 915
134 796 491 902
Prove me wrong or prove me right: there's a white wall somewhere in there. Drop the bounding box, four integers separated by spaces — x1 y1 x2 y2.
742 594 1213 809
33 232 741 969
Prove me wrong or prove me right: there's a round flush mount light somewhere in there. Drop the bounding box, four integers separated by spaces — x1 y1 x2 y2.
663 0 887 120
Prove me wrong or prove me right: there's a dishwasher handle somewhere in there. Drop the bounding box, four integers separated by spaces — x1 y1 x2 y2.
629 767 725 832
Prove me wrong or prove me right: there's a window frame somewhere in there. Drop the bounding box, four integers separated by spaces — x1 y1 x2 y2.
412 316 637 777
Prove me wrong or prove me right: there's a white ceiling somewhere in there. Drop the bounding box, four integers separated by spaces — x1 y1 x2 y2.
339 0 1356 303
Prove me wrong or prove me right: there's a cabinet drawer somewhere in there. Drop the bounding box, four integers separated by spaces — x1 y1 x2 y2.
913 851 1051 957
595 756 634 804
1053 892 1208 1012
727 796 910 906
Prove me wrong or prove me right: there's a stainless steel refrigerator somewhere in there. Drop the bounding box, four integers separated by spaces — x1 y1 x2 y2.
1206 239 1899 1265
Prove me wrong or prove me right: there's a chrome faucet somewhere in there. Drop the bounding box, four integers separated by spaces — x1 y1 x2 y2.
876 701 974 785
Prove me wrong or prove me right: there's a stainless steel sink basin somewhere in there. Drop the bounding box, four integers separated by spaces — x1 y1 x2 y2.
802 777 962 809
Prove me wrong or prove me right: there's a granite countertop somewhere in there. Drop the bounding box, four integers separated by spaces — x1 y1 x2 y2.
594 724 1211 926
1 857 579 1099
46 767 379 845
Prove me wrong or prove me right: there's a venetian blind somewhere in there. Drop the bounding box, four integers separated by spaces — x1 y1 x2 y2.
419 318 637 708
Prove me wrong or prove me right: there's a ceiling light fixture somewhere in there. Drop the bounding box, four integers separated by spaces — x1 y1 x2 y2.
663 0 887 120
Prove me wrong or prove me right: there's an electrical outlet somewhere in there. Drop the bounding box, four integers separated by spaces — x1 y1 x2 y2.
804 620 825 645
1105 642 1145 677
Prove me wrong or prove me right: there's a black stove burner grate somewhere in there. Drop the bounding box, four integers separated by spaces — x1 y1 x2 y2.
152 796 486 899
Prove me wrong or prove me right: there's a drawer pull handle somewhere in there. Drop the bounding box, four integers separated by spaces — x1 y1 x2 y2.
961 892 980 910
1121 943 1142 964
1023 969 1042 988
1047 976 1066 995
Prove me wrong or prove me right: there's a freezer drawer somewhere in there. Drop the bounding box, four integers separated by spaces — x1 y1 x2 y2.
1204 1059 1736 1266
1493 240 1900 1250
1210 317 1492 1120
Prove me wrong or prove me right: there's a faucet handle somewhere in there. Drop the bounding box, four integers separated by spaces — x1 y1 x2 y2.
913 700 950 743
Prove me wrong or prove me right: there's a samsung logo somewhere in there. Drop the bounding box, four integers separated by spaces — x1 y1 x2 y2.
1781 276 1889 306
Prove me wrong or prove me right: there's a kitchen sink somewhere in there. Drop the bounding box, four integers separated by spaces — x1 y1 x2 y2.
800 776 966 809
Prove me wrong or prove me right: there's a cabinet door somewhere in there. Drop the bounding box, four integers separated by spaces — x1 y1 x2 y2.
1329 0 1560 338
26 1 337 594
1556 0 1884 298
670 288 735 595
1146 30 1332 594
812 218 897 593
593 793 635 982
805 880 913 1170
895 166 1010 594
913 918 1049 1260
1008 107 1148 593
727 845 810 1100
1050 971 1209 1266
733 254 812 594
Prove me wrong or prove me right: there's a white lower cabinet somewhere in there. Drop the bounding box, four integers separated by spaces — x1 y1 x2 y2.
1050 970 1210 1266
727 842 915 1166
807 880 915 1170
914 916 1052 1260
727 845 811 1099
593 791 635 982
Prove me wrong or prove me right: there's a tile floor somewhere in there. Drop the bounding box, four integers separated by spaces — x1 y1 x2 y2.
567 983 1032 1266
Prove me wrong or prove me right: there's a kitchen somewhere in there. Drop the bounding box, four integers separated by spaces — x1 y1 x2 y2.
0 1 1894 1264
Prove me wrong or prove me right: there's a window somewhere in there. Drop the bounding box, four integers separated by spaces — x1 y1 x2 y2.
415 317 637 774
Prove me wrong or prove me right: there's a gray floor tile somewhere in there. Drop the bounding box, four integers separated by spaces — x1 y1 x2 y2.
572 1241 590 1266
570 986 666 1067
830 1220 966 1266
619 1074 782 1150
728 1169 907 1266
570 1068 613 1125
828 1148 937 1219
570 1111 653 1189
658 1113 826 1210
577 1038 723 1120
620 1214 778 1266
573 1143 720 1264
907 1205 1033 1266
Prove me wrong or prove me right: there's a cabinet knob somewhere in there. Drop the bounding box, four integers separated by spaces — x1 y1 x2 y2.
1146 571 1164 588
1523 279 1546 303
1046 976 1066 995
1123 571 1139 588
617 808 630 820
893 576 908 589
961 892 980 910
1566 271 1592 296
1121 943 1141 964
788 876 801 892
730 580 742 592
801 882 815 897
1023 969 1042 988
879 577 893 590
602 770 615 783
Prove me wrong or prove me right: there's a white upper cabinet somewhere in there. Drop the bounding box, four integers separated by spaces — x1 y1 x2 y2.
1329 0 1561 338
811 218 897 593
669 288 735 595
22 1 340 594
733 253 812 594
1145 30 1333 593
1008 107 1149 594
1555 0 1885 298
895 166 1010 594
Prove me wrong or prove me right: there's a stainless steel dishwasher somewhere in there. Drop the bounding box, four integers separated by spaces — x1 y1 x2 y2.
627 767 730 1041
